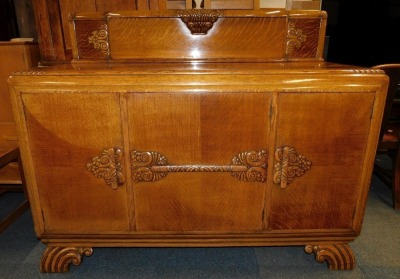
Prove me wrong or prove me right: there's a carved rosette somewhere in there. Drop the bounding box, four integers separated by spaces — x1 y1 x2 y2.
178 9 221 35
131 149 267 183
40 247 93 273
273 146 311 188
88 24 110 56
87 147 125 189
305 244 355 270
232 150 268 182
287 22 307 55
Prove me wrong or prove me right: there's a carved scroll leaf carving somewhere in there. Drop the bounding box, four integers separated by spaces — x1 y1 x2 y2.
131 149 268 183
88 24 110 55
40 247 93 273
87 147 125 189
287 22 307 55
305 244 355 270
178 9 221 35
273 146 311 188
131 150 168 182
232 150 268 182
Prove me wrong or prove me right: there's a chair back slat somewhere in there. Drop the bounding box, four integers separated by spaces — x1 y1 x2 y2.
372 64 400 140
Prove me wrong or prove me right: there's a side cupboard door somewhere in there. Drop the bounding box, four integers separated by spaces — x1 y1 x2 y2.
19 92 130 233
268 91 376 231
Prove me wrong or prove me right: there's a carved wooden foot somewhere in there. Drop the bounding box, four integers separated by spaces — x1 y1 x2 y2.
40 246 93 273
305 244 355 270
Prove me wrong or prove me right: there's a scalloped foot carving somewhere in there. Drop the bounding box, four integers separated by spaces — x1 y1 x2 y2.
305 244 355 270
40 246 93 273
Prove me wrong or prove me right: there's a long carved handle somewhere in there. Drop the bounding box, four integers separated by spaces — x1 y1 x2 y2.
87 147 125 189
131 150 268 183
86 146 311 189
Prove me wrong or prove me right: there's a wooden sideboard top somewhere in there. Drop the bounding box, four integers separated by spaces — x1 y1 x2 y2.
10 62 384 76
9 62 387 101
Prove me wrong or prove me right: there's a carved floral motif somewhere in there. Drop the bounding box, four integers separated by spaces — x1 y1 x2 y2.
178 9 221 35
131 149 267 183
287 22 307 55
273 146 311 188
88 24 110 55
87 147 125 189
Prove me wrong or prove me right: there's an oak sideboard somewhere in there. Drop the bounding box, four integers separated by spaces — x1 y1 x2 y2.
8 9 388 272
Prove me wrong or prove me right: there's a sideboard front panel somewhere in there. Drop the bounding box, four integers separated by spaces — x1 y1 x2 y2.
127 92 271 231
21 92 130 232
7 63 389 272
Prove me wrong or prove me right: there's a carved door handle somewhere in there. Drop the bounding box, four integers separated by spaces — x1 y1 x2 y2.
86 146 311 189
131 150 268 183
87 147 125 189
273 146 312 188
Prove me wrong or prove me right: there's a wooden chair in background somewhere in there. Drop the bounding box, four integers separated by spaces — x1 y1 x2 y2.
372 64 400 209
0 148 29 233
0 41 39 232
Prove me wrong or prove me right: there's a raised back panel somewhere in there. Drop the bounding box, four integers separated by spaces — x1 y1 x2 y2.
69 9 327 62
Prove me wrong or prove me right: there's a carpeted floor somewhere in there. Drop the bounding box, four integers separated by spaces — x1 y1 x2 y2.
1 174 400 279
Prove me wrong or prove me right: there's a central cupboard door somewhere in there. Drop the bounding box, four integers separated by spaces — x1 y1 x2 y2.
126 92 271 231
